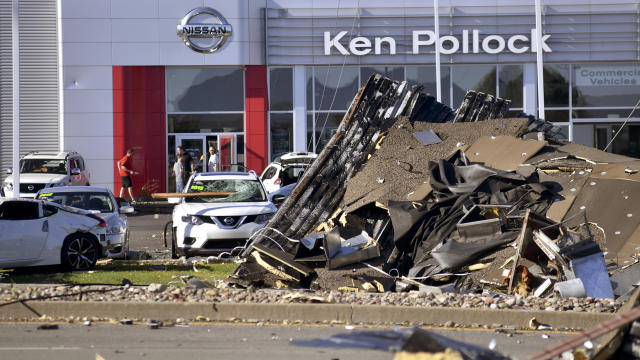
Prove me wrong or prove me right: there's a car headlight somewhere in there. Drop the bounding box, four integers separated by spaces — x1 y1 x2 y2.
106 226 121 234
4 183 12 191
181 215 203 225
255 212 275 224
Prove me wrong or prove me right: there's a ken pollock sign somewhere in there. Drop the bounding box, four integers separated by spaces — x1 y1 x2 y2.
324 29 551 55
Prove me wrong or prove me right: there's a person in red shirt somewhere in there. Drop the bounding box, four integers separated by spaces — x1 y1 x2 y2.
117 148 138 202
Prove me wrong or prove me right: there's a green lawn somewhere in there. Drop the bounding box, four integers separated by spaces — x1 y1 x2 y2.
0 262 238 287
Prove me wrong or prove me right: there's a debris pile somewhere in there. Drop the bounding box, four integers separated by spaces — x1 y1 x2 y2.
232 74 640 301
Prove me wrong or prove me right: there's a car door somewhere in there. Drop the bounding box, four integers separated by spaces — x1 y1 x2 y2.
0 201 49 261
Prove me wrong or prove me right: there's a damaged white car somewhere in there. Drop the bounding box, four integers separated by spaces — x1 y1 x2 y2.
170 171 277 258
0 199 106 270
35 186 134 259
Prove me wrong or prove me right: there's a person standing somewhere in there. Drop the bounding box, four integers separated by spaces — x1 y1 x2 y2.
177 146 195 183
117 148 138 203
208 146 220 172
173 156 185 192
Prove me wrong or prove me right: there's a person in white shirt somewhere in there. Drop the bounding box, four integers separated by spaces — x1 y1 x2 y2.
173 156 185 192
208 146 221 172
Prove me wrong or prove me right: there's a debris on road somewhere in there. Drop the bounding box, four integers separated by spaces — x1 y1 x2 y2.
228 74 640 304
291 327 510 359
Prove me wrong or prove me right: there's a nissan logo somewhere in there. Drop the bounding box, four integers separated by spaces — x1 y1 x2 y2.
223 217 235 225
177 7 232 54
27 185 34 191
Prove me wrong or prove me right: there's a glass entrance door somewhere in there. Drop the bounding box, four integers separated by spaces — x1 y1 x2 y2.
219 134 235 171
176 136 205 173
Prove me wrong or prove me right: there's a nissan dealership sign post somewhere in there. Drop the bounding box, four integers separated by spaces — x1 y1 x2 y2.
324 29 551 55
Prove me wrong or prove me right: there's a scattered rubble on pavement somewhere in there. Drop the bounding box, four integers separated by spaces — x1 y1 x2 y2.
229 74 640 306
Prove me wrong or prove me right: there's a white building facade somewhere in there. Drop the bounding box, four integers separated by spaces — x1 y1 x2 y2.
1 0 639 194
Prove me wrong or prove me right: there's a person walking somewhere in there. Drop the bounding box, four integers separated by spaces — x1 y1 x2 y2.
177 146 195 182
173 156 185 192
208 146 220 172
117 148 138 203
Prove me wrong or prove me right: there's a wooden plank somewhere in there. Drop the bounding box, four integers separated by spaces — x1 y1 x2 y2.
252 243 313 277
151 191 235 198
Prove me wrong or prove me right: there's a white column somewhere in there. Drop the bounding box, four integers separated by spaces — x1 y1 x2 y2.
292 65 307 152
534 0 545 120
434 0 441 103
523 63 537 116
12 0 20 198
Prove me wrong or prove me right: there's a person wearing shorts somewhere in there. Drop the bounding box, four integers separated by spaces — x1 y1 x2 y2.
117 148 138 203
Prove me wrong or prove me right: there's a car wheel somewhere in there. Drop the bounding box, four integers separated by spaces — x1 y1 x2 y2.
123 229 130 259
61 233 100 271
171 227 179 259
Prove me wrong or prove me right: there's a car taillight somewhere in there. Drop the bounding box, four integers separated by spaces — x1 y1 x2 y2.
87 214 107 228
275 178 281 185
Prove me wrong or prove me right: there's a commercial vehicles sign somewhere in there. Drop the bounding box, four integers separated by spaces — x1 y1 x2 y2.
324 29 551 55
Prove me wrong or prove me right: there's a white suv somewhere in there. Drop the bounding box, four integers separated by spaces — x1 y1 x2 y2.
170 171 277 258
260 152 317 193
2 151 90 198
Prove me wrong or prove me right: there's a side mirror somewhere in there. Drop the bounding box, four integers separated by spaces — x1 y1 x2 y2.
71 168 81 175
119 205 134 214
271 195 286 207
6 168 12 174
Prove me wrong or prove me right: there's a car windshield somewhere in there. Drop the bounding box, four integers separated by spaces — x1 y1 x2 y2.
37 191 114 213
186 179 267 203
20 159 66 175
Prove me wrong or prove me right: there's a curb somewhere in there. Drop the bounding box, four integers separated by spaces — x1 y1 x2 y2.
0 301 614 330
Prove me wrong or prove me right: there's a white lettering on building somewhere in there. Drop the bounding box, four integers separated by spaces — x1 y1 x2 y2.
324 29 551 55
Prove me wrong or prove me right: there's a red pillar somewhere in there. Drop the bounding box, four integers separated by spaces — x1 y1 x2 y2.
113 66 166 197
245 65 268 173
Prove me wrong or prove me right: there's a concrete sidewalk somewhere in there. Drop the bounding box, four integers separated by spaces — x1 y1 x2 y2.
0 300 613 330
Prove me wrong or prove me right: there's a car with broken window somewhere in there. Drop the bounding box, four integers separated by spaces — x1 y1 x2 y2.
170 171 277 258
35 186 134 259
2 151 91 198
260 152 317 193
0 198 107 270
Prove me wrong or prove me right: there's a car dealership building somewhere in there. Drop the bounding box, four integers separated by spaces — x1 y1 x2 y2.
1 0 639 194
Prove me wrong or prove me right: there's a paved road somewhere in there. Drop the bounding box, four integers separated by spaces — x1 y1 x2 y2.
0 322 572 360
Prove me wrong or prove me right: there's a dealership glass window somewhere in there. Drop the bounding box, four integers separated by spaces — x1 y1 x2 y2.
310 112 344 151
498 65 523 108
270 113 293 160
545 110 569 123
168 114 244 133
573 64 640 107
543 64 570 107
406 66 451 107
269 67 293 111
595 124 640 158
360 66 405 85
313 66 359 111
452 65 496 107
166 68 244 112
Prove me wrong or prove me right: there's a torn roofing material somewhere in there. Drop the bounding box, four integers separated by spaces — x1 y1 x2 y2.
232 73 640 301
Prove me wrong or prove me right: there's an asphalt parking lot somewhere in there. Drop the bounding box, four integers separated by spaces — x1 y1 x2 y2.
127 210 173 260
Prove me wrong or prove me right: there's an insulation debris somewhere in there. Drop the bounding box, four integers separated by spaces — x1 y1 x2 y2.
227 74 640 304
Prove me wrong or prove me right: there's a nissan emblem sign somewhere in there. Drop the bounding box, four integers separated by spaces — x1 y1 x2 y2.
223 217 234 225
177 7 232 54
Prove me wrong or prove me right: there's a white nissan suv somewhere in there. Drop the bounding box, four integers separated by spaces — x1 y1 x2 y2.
2 151 90 198
170 171 277 258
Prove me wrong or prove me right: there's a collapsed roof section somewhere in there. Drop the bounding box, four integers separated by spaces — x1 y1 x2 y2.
235 74 640 301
